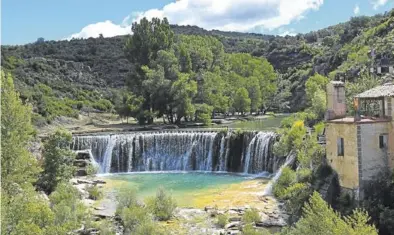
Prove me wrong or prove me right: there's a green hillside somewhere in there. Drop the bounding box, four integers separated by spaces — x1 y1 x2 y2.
1 10 393 125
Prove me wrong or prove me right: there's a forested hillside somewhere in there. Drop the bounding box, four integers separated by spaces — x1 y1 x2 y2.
2 10 393 125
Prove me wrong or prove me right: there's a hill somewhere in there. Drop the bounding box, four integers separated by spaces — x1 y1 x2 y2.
1 10 393 125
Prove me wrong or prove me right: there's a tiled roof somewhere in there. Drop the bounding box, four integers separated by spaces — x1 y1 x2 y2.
355 82 394 98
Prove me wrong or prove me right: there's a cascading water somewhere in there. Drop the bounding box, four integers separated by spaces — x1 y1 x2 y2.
71 130 278 174
261 152 296 196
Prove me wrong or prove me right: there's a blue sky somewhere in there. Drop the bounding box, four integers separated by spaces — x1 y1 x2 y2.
2 0 393 45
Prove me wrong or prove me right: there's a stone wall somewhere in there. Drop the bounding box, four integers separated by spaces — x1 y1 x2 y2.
359 123 390 182
325 123 359 189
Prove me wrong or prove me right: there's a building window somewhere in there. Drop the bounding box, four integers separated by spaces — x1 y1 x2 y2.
379 134 388 149
337 137 344 156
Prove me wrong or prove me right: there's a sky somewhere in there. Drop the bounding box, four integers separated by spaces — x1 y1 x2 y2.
2 0 394 45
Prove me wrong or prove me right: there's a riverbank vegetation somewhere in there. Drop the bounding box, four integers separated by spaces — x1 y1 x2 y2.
1 71 88 235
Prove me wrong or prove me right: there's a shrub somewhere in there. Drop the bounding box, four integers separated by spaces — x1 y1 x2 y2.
242 224 270 235
86 185 103 200
272 166 296 198
86 163 98 176
92 99 114 112
217 214 228 228
296 168 313 183
120 205 151 233
96 219 116 235
146 187 177 221
115 187 138 215
242 208 260 224
49 183 87 232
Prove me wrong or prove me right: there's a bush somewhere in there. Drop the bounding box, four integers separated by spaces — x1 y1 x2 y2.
86 163 98 176
120 205 151 233
296 168 312 183
96 220 116 235
49 182 87 232
242 208 260 224
115 187 138 215
272 167 296 198
217 214 228 228
146 187 177 221
242 224 270 235
86 185 103 200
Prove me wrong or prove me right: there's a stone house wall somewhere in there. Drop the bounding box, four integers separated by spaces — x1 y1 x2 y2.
325 123 359 190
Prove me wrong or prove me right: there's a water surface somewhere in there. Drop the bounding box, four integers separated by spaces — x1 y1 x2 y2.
101 172 269 207
219 114 287 131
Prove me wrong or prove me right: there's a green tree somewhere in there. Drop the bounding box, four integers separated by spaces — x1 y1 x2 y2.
1 71 40 193
283 192 377 235
1 71 86 235
228 53 277 111
246 76 262 113
38 129 76 193
125 17 174 124
233 87 251 115
200 71 229 115
115 92 145 123
362 170 394 234
1 186 54 235
305 73 328 119
194 103 214 125
170 73 197 123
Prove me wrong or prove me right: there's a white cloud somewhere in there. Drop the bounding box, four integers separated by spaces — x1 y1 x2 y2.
371 0 388 10
67 0 324 39
278 28 296 36
66 20 130 40
354 4 360 15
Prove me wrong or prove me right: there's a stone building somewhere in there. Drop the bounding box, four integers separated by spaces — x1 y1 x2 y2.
324 80 394 199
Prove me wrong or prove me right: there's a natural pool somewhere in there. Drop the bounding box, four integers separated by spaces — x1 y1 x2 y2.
218 114 288 131
100 172 271 208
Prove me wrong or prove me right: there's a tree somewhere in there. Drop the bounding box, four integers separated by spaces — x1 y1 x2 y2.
170 73 197 123
115 92 144 123
38 129 76 193
125 17 174 124
246 76 262 113
284 192 377 235
362 170 394 235
233 87 251 115
1 71 40 194
1 71 86 235
200 71 229 115
305 73 328 119
227 53 277 111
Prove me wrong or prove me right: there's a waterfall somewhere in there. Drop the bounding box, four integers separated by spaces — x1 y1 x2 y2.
71 130 278 174
243 132 276 174
262 152 296 196
218 136 226 171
